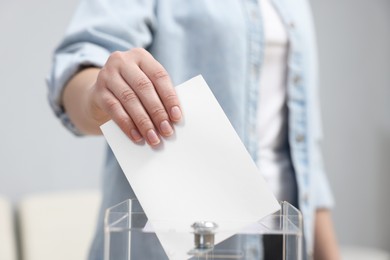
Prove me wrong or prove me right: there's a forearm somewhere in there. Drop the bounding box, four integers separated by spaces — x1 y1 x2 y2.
313 209 340 260
62 67 107 135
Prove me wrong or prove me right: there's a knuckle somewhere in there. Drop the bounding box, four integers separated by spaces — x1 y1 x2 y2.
119 89 138 103
104 98 120 113
116 116 131 129
153 70 169 81
130 47 147 57
135 116 151 129
110 51 123 60
108 51 126 65
150 107 167 120
163 93 178 104
98 66 115 84
134 77 153 92
96 70 108 85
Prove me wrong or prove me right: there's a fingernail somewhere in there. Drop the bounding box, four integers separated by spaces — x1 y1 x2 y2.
160 120 173 136
147 129 160 145
130 129 142 142
170 106 182 121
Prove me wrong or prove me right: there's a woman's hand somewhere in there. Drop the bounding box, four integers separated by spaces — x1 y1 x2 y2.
63 48 182 146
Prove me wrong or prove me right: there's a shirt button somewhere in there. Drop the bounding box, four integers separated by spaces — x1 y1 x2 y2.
251 64 259 76
251 10 258 21
295 134 305 143
293 75 302 85
289 21 295 29
250 125 256 136
302 193 309 204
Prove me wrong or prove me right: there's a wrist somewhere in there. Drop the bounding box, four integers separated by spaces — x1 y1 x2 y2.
62 67 104 135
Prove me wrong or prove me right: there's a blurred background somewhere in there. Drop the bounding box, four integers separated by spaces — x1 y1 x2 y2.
0 0 389 259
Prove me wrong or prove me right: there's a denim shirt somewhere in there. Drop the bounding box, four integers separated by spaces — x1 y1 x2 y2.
47 0 334 258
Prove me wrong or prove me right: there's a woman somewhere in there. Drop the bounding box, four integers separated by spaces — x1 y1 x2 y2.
48 0 339 259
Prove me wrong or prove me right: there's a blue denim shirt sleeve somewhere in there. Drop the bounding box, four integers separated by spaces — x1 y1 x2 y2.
310 96 335 209
46 0 156 134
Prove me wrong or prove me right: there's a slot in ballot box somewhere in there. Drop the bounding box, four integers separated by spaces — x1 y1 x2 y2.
104 199 303 260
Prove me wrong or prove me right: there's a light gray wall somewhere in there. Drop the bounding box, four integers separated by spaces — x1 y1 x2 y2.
311 0 390 252
0 0 389 253
0 0 104 201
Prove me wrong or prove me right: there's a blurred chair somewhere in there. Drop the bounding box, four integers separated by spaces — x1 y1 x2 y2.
18 191 101 260
0 196 17 260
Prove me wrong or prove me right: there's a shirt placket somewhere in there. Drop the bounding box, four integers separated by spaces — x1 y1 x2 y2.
242 0 264 162
268 0 313 256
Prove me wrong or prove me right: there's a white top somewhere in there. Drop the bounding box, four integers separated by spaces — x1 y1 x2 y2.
257 0 297 203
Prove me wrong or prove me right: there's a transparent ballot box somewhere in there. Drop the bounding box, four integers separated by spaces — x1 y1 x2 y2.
104 199 303 260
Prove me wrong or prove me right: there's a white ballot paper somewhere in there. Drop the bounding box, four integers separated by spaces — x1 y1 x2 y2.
101 75 280 260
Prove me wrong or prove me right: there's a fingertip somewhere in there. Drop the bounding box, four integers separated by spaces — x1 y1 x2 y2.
146 129 160 146
130 129 143 142
170 106 182 122
160 120 174 137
